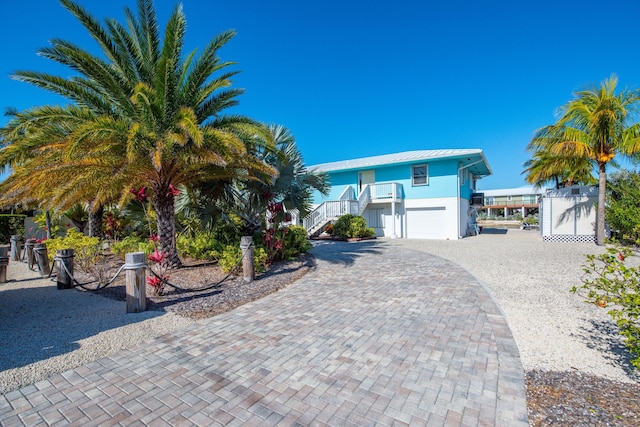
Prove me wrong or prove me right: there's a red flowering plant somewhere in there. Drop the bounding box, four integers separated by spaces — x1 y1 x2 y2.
104 211 125 240
130 186 158 245
263 199 288 266
146 249 171 296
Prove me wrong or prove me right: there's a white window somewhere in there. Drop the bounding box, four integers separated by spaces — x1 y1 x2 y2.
412 165 428 186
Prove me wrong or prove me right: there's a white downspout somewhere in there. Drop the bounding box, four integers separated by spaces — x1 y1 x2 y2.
457 160 484 239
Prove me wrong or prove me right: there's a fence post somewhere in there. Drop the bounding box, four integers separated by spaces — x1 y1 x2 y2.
125 252 146 313
55 249 74 290
240 236 254 283
10 235 22 262
33 243 50 277
25 238 36 269
0 245 9 283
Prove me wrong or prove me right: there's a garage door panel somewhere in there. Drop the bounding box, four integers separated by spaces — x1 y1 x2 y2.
407 207 446 239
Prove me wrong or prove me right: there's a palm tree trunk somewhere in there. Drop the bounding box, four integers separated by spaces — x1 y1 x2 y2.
88 204 104 238
153 193 181 267
45 210 52 240
596 162 607 246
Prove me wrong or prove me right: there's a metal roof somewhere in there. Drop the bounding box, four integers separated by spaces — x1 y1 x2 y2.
481 186 545 197
309 149 492 176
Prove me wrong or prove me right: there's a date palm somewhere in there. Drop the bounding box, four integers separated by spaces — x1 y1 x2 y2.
528 75 640 245
0 0 274 265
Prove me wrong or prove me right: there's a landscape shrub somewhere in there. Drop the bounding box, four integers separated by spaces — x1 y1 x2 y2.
218 244 267 274
0 214 26 243
572 244 640 368
606 171 640 245
332 214 375 239
43 229 113 283
176 230 221 260
111 235 155 259
265 225 311 264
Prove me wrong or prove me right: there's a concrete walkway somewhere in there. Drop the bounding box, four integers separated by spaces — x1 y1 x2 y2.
0 240 528 426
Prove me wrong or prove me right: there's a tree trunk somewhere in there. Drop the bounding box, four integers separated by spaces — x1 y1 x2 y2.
45 211 52 240
153 192 181 268
596 162 607 246
88 204 104 238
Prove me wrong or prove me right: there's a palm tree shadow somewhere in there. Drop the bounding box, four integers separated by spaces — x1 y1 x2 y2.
574 318 640 381
0 285 164 372
309 239 384 265
556 197 595 228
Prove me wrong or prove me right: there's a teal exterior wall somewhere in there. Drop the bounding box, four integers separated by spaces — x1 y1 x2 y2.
312 158 463 203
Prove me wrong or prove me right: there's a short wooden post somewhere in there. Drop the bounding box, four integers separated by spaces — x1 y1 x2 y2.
10 235 22 262
55 249 74 290
33 243 50 277
25 238 36 270
240 236 254 283
0 245 10 283
125 252 146 313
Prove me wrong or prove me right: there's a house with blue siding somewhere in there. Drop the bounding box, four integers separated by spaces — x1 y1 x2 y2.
305 149 492 239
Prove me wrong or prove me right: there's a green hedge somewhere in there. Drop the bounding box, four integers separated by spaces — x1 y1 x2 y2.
0 214 26 244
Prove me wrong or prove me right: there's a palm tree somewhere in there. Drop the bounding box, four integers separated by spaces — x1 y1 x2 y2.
226 124 330 234
0 0 275 265
528 75 640 245
523 148 596 189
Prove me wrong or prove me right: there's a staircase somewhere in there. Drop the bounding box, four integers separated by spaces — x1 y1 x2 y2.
303 183 400 236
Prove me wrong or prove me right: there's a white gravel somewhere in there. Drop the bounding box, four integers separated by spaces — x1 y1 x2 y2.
387 228 640 383
0 260 194 394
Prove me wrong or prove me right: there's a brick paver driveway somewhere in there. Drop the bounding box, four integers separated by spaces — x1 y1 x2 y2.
1 240 528 426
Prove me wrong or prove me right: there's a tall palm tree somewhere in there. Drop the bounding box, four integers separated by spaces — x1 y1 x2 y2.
0 0 275 265
528 75 640 245
523 147 596 189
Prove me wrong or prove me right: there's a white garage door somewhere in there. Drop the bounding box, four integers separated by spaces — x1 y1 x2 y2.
406 207 447 239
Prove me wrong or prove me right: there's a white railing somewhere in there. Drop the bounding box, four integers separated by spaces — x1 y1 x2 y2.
303 200 358 232
357 185 371 214
371 182 397 200
303 183 403 233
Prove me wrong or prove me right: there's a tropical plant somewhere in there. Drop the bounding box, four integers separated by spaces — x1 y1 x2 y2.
0 0 275 266
63 204 89 233
523 148 596 189
527 75 640 245
605 170 640 245
223 124 330 234
332 214 375 239
573 245 640 368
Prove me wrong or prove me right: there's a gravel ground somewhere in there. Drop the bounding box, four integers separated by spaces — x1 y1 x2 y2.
387 228 640 426
388 228 638 382
0 260 194 394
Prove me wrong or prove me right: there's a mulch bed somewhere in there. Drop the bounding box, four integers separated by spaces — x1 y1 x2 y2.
526 370 640 426
72 253 640 425
74 253 315 320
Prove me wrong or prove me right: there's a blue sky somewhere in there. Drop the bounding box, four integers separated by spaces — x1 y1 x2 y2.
1 0 639 190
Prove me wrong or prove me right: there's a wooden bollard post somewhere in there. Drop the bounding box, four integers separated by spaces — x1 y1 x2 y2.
55 249 74 290
10 235 22 262
25 238 36 270
125 252 146 313
0 245 9 283
240 236 254 283
33 243 50 277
